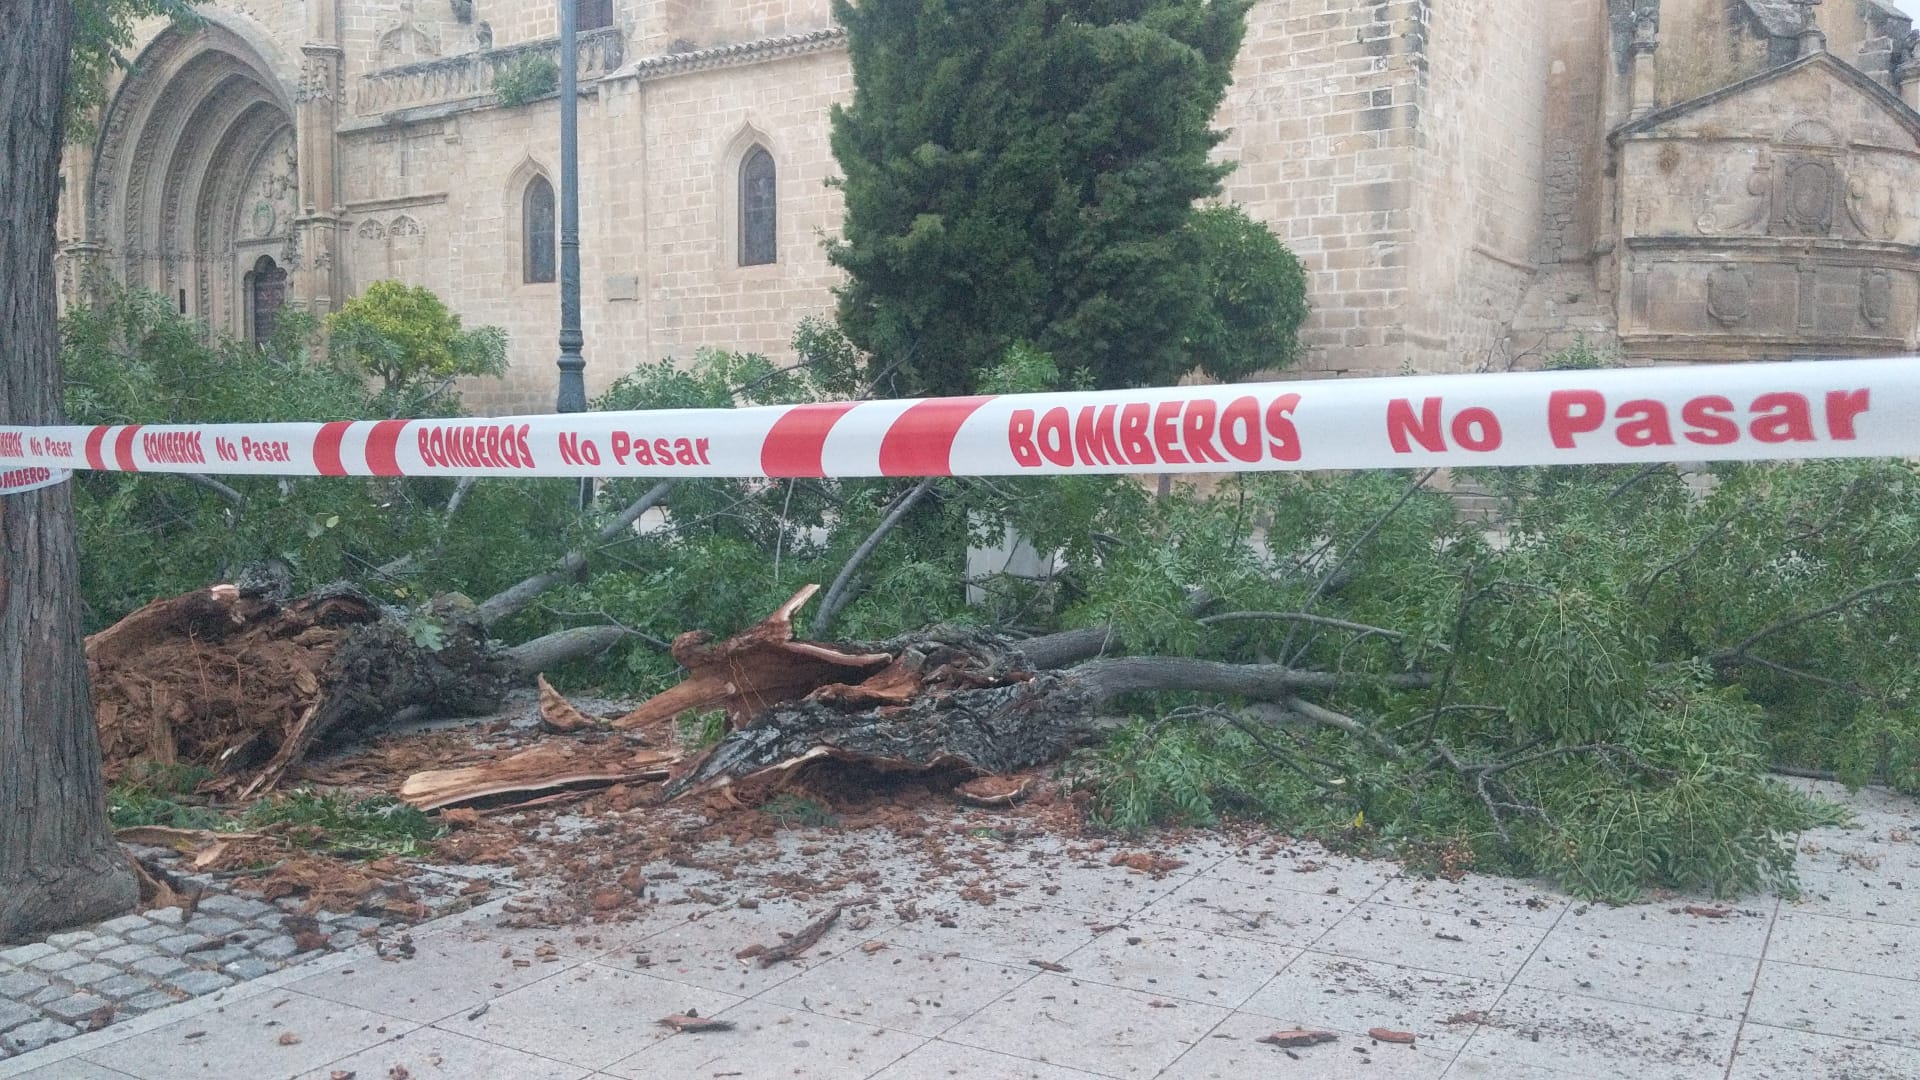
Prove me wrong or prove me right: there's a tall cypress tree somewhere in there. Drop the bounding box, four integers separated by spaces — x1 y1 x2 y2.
827 0 1303 396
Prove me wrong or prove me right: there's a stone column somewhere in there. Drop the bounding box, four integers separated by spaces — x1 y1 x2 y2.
56 139 106 311
1628 10 1659 120
293 0 343 315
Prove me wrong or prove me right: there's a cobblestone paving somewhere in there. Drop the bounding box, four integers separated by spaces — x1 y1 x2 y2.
0 869 492 1059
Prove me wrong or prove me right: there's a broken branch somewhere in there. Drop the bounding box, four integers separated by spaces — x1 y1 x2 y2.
757 903 845 966
179 473 247 509
1719 576 1919 661
476 481 673 627
811 477 938 637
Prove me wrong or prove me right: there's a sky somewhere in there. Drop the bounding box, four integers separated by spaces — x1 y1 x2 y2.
1898 1 1920 22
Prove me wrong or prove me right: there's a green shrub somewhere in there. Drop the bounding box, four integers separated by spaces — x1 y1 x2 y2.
493 53 559 107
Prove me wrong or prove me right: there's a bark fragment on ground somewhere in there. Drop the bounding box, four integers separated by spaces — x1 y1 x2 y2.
400 740 677 812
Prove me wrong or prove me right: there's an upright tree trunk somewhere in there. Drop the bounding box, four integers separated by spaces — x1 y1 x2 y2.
0 0 137 941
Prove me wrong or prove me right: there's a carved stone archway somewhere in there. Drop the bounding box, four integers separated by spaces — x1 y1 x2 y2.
87 19 298 339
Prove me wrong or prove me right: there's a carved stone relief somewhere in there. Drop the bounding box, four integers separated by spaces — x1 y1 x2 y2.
1695 149 1772 236
1845 170 1901 241
379 1 440 62
298 52 338 104
1774 156 1838 236
239 130 298 242
1862 269 1893 329
1706 265 1753 326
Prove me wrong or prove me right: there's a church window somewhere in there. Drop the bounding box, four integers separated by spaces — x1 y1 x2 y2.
739 146 777 266
249 256 288 343
577 0 614 30
524 174 557 284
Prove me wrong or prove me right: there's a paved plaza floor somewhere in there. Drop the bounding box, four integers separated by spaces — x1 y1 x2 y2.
1 779 1914 1080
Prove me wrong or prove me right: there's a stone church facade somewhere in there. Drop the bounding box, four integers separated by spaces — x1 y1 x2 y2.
57 0 1920 413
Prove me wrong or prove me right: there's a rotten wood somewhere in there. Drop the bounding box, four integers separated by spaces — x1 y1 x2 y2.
658 645 1426 802
536 675 599 733
394 587 1435 812
954 775 1036 807
86 579 629 799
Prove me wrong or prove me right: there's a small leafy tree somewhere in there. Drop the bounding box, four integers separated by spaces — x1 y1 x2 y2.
827 0 1305 395
326 281 507 413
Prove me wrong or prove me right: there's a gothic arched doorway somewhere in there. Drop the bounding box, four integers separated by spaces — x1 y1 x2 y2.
85 16 298 339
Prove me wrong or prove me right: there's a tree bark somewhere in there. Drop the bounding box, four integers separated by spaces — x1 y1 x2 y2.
0 0 139 941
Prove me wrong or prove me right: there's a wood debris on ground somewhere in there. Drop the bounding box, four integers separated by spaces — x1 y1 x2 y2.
658 1012 736 1033
1258 1030 1339 1048
93 583 1297 935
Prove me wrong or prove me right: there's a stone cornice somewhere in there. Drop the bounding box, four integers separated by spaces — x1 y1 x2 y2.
610 27 846 84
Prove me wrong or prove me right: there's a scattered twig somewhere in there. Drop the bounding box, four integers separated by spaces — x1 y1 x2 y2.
1283 469 1438 664
1200 611 1407 640
1635 516 1734 600
1279 697 1405 761
1225 712 1349 794
1606 463 1667 501
757 904 846 967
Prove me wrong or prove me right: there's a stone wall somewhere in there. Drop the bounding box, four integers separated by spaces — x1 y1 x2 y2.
1214 0 1423 378
1402 0 1551 371
615 49 851 391
1537 0 1611 268
90 0 1920 416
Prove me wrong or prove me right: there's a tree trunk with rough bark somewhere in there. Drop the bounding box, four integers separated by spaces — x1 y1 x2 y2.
0 0 139 941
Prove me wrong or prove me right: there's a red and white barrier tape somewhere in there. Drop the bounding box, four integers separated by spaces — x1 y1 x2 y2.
1 358 1914 491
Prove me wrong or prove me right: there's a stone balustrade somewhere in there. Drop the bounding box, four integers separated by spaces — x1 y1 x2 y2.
354 27 625 115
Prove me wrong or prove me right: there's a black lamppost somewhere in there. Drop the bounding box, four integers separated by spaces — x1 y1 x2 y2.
555 0 587 415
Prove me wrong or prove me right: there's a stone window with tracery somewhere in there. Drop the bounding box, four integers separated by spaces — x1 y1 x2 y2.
739 146 777 266
524 174 557 284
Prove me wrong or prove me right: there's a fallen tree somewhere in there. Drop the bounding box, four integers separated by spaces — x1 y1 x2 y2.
69 334 1920 904
397 454 1918 903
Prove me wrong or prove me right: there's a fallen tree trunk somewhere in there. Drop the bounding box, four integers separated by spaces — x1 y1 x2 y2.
400 587 1434 810
657 649 1430 801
